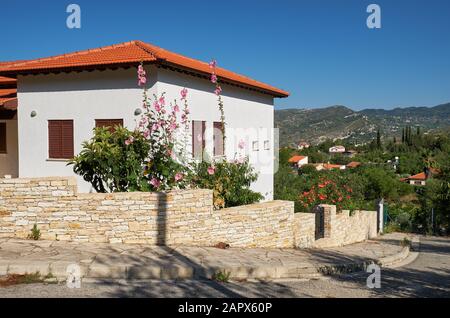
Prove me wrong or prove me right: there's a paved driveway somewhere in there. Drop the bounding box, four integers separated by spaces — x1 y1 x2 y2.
0 235 448 298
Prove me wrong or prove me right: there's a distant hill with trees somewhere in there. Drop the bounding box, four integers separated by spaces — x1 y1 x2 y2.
275 103 450 146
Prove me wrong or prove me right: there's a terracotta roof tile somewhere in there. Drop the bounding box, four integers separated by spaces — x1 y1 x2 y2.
0 76 16 85
346 161 361 168
288 155 307 163
0 41 289 97
0 88 16 97
0 97 17 110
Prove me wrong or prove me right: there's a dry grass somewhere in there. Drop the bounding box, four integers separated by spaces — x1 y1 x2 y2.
0 272 53 288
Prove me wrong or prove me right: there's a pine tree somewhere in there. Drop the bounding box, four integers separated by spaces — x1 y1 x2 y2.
402 128 405 143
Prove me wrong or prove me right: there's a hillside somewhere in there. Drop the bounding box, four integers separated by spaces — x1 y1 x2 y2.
275 103 450 146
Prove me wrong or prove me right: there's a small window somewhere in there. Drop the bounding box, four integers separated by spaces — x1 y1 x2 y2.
252 141 259 151
264 140 270 150
48 120 74 159
95 119 124 133
0 123 6 154
192 121 206 159
213 122 224 156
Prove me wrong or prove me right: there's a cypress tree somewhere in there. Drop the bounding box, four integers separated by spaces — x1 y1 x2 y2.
376 129 381 149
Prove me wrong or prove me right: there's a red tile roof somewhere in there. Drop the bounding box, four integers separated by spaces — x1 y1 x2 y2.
0 88 16 97
323 163 343 170
0 41 289 97
403 168 440 182
0 97 17 110
288 155 307 163
408 172 427 181
346 161 361 168
0 76 16 85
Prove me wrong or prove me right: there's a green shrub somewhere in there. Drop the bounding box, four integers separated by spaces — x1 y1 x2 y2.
68 127 150 193
191 158 263 209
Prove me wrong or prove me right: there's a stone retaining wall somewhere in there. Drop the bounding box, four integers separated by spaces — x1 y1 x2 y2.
0 177 378 248
293 205 378 248
0 177 293 248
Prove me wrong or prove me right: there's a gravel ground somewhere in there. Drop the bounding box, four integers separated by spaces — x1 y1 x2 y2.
1 235 449 298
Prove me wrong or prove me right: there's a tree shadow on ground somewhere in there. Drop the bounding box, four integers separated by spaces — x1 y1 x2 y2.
323 236 450 298
89 192 301 298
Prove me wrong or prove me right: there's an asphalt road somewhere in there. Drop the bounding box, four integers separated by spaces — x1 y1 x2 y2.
0 236 449 298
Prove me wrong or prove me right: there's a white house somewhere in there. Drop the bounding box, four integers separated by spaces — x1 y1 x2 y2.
329 145 346 153
288 155 308 168
0 41 289 200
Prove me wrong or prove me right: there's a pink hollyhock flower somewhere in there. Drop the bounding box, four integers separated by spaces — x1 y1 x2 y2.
238 140 246 150
138 76 147 87
180 88 188 100
210 74 217 84
137 65 147 87
138 65 145 75
207 166 215 175
152 123 160 131
143 130 150 139
153 101 161 112
169 122 177 132
159 96 166 106
125 136 135 146
175 173 184 182
214 85 222 96
150 178 161 188
173 104 180 113
209 60 217 69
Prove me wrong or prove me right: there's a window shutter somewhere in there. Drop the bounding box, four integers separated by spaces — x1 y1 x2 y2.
213 122 224 156
48 121 62 159
48 120 73 159
61 121 74 159
95 119 123 132
0 123 6 153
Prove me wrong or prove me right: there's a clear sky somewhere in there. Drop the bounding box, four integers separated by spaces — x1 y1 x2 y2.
1 0 450 110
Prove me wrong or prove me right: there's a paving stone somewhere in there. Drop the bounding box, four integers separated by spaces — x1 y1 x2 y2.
0 233 412 280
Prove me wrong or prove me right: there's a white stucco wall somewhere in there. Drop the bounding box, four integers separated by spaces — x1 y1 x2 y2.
0 118 18 178
156 67 275 199
17 65 276 199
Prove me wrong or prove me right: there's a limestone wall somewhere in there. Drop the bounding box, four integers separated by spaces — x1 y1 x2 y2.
293 213 315 248
0 177 293 248
0 177 378 248
294 205 378 248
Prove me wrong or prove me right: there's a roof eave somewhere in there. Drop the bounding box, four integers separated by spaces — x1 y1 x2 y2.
158 60 289 98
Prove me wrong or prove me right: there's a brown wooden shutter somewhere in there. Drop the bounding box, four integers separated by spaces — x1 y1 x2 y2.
48 120 73 159
95 119 123 133
0 123 6 154
213 122 224 156
61 121 74 159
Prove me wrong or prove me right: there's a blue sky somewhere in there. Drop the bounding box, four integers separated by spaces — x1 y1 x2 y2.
1 0 450 110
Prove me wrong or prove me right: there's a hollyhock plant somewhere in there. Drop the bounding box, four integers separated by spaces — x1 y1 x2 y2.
209 59 226 153
135 63 191 191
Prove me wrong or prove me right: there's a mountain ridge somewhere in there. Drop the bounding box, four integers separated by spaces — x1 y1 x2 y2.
275 102 450 146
